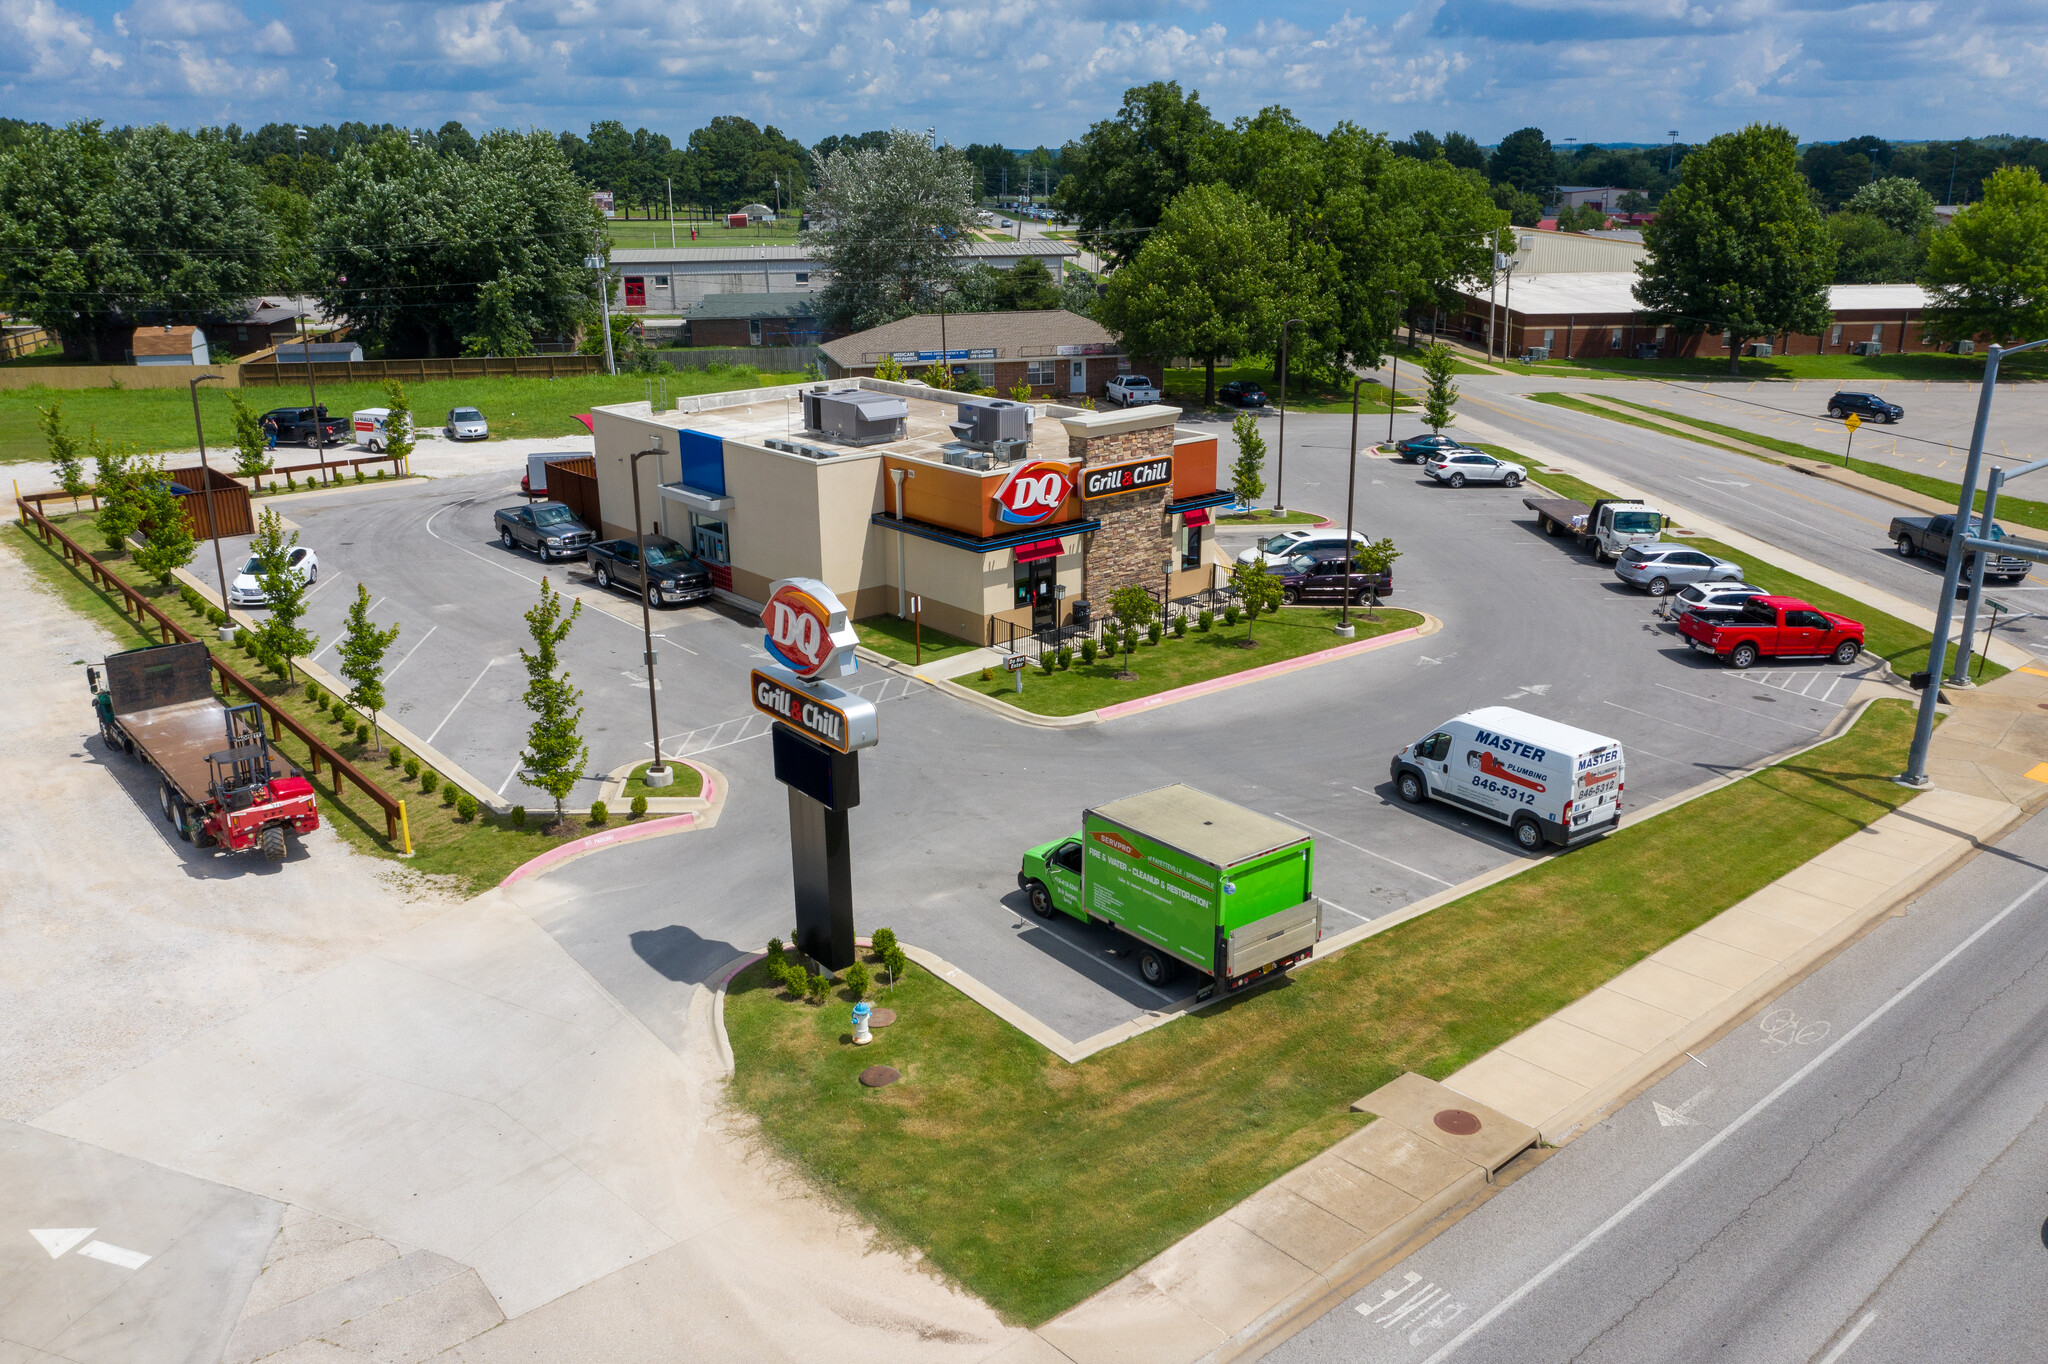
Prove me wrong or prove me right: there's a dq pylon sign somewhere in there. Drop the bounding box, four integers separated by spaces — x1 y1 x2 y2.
750 578 875 971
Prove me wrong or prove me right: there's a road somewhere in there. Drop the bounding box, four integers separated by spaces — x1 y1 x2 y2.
1270 792 2048 1364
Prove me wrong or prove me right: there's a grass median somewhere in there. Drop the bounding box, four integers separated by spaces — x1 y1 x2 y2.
1216 508 1328 527
957 606 1423 716
726 697 1925 1325
854 615 979 665
7 515 631 893
1510 351 2048 384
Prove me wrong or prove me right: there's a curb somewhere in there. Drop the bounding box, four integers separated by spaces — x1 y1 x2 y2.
594 756 721 813
497 810 707 889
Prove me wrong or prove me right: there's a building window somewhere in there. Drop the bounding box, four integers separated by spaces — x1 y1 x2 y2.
749 320 762 346
1871 324 1884 341
654 275 669 287
795 272 810 284
1178 524 1202 571
1722 330 1734 349
1610 328 1622 350
1656 326 1668 341
1027 360 1058 386
1542 329 1555 349
967 362 996 385
1830 324 1842 346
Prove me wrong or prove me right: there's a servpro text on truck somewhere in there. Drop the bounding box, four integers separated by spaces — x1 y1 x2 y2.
1018 784 1322 995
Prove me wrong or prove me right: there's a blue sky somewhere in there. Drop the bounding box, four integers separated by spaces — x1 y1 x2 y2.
0 0 2032 147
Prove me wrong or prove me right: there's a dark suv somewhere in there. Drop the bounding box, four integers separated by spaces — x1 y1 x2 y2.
262 406 349 446
1827 391 1902 423
1395 433 1473 462
1274 551 1392 605
494 502 594 561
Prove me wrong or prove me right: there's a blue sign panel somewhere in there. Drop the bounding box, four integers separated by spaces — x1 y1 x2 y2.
675 428 726 497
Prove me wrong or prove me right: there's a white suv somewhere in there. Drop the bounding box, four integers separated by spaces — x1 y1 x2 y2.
1103 375 1160 407
1424 450 1526 487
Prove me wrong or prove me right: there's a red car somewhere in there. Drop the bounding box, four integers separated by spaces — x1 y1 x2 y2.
1678 594 1864 669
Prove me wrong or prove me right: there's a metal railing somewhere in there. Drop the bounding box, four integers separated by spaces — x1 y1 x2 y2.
16 497 404 841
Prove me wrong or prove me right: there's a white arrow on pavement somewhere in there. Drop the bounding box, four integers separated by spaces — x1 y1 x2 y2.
77 1241 151 1269
1654 1087 1715 1128
31 1228 95 1259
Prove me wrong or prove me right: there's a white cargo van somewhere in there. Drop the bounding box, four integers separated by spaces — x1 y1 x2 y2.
351 408 409 453
1390 706 1624 851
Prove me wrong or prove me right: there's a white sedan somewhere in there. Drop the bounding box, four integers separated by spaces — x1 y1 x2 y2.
1424 450 1527 488
227 546 318 608
1235 528 1369 567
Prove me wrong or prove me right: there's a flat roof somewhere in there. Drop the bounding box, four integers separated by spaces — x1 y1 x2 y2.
821 309 1116 368
610 238 1076 266
1090 784 1309 868
687 292 819 320
1468 272 1932 318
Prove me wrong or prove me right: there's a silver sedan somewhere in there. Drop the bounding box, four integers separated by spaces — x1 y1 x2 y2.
1614 544 1744 596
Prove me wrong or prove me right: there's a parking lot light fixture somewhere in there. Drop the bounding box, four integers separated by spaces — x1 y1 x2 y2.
187 373 233 637
1275 317 1304 512
630 442 672 787
1336 380 1362 638
1385 289 1402 447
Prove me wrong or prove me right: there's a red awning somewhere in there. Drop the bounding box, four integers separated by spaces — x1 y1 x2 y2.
1013 539 1063 563
571 413 595 433
1181 507 1211 528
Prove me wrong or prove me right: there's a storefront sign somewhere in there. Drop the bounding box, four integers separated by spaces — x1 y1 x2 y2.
1081 456 1174 500
751 667 879 753
888 348 998 363
1181 507 1212 528
992 461 1075 526
1054 343 1118 357
761 577 859 681
1012 538 1064 563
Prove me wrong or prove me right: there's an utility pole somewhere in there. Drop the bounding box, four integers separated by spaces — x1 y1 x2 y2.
1275 317 1304 513
1667 130 1679 176
668 177 675 251
589 230 616 376
629 442 672 787
188 373 232 636
294 313 327 482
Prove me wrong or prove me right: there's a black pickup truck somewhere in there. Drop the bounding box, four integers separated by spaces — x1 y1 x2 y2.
262 406 349 447
1889 513 2033 583
587 537 714 606
494 501 595 561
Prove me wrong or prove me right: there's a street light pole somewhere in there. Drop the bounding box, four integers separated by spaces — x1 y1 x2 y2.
1275 317 1304 513
1385 288 1402 447
1336 380 1362 638
629 443 672 787
188 373 233 637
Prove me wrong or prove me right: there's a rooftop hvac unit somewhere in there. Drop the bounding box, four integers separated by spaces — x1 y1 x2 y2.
1743 342 1773 357
764 438 838 460
941 447 996 471
1851 341 1884 357
945 396 1031 450
802 386 909 445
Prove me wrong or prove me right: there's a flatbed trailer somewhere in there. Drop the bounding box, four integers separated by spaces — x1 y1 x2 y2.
90 641 319 858
1522 494 1666 562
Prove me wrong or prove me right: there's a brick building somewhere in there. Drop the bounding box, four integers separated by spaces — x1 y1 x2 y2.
610 238 1077 314
819 311 1160 404
683 293 827 347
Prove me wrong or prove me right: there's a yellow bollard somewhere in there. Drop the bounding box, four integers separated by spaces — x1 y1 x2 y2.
398 799 414 856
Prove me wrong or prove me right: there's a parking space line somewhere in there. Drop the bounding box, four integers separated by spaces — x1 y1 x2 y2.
311 595 384 662
1654 682 1824 731
1320 899 1369 922
1017 921 1179 1003
1602 699 1736 742
381 624 438 680
1272 812 1453 888
426 658 499 745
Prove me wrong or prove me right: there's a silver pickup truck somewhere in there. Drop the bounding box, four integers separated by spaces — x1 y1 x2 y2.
1889 513 2032 583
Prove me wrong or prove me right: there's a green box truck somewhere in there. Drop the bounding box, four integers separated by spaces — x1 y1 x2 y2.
1018 784 1321 995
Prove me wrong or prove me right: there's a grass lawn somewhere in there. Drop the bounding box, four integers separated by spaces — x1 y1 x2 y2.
621 760 705 800
1 368 809 465
1163 360 1406 415
7 518 612 894
1516 462 1619 512
1388 338 1494 376
1512 351 2048 384
1215 508 1327 527
854 615 979 665
726 697 1925 1325
604 218 800 249
1592 396 2048 537
957 607 1423 716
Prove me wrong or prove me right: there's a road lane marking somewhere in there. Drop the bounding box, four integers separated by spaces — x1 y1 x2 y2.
1655 682 1823 731
31 1228 94 1258
311 594 384 661
381 624 438 680
1602 699 1735 743
1758 1007 1831 1049
1419 867 2048 1363
1273 812 1454 887
425 658 500 745
76 1240 151 1269
1816 1312 1877 1363
1653 1087 1713 1127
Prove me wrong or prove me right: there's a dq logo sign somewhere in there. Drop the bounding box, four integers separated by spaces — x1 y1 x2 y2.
763 583 836 678
992 461 1074 526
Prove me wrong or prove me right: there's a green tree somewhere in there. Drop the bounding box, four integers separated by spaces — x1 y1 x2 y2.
1920 166 2048 345
1054 82 1223 267
1828 212 1926 284
1633 124 1836 376
1844 176 1935 236
1489 128 1556 200
38 401 86 509
1555 203 1609 233
1096 183 1288 406
1230 560 1283 640
1441 132 1488 172
129 457 197 587
248 507 318 680
336 584 401 751
1350 537 1402 616
918 362 953 390
1421 343 1459 431
225 391 272 480
809 128 975 333
1108 584 1157 638
872 353 908 382
1491 182 1542 228
1059 268 1100 318
518 576 589 829
1230 411 1266 508
462 269 534 356
91 433 139 555
380 380 416 465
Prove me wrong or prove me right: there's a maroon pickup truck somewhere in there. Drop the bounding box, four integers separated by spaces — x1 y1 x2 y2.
1678 594 1864 669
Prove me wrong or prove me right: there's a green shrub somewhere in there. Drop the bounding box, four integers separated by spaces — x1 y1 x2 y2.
404 757 421 780
1225 604 1241 625
1081 637 1097 664
419 770 439 794
455 793 477 821
843 961 871 1001
355 721 370 745
511 805 527 828
285 472 296 490
1199 609 1213 631
805 971 830 1004
442 782 458 806
386 747 403 768
767 936 785 960
236 627 252 652
1039 652 1054 675
1173 614 1187 638
871 927 898 957
1147 621 1163 645
1057 647 1072 670
304 682 322 705
589 799 608 825
631 793 648 818
882 944 910 983
354 469 366 484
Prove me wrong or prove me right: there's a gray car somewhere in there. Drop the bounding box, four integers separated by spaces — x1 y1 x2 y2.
1614 544 1744 596
445 406 489 440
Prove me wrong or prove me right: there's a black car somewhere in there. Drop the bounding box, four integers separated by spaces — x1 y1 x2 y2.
1827 391 1903 423
1218 380 1268 408
1394 433 1474 462
262 406 349 446
587 537 713 606
1273 550 1392 605
494 501 594 561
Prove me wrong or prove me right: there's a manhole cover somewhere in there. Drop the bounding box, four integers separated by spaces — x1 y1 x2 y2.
868 1008 896 1028
859 1066 901 1087
1434 1109 1482 1136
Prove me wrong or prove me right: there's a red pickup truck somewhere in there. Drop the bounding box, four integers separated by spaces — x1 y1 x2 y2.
1678 594 1864 669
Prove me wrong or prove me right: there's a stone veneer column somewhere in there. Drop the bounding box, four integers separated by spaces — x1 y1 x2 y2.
1073 423 1175 609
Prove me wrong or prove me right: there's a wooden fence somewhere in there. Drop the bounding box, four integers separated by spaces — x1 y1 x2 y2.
15 497 404 842
240 355 601 385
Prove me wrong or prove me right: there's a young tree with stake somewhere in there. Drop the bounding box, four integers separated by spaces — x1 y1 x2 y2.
249 507 318 680
91 433 139 556
226 392 273 482
130 456 197 586
1420 343 1459 432
1231 559 1283 642
38 402 87 510
519 577 588 830
380 380 416 467
1230 411 1266 510
337 585 401 751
